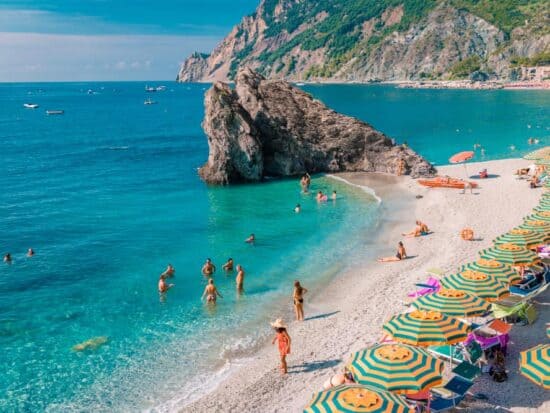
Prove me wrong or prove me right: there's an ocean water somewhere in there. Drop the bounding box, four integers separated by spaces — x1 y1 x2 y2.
0 82 548 411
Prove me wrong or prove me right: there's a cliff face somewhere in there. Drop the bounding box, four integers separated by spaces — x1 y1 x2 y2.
199 68 435 184
178 0 550 83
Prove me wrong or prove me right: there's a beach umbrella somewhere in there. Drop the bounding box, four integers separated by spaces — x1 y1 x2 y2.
520 219 550 233
449 151 475 179
304 384 414 413
494 228 549 249
523 147 550 160
460 259 521 285
525 212 550 222
440 271 509 302
547 324 550 339
535 158 550 167
347 344 443 395
519 344 549 389
479 243 541 267
382 310 470 346
411 289 490 317
533 204 550 212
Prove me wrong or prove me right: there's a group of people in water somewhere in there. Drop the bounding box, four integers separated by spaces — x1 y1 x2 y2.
3 248 34 264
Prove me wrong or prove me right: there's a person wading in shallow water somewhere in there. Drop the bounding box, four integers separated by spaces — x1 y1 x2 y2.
235 264 245 292
201 258 216 276
201 278 222 304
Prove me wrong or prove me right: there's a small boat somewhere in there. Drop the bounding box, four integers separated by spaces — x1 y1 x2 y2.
418 176 478 189
155 85 167 91
144 99 157 105
145 86 156 92
46 110 64 115
23 103 39 109
295 82 305 86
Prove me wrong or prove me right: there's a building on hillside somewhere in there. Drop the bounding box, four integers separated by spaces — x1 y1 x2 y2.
519 66 550 81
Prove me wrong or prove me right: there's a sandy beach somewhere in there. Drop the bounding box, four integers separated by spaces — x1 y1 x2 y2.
182 158 549 413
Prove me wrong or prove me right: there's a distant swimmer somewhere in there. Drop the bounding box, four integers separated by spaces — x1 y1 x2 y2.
331 190 337 201
202 258 216 276
294 204 301 213
245 233 255 244
202 278 222 303
300 173 311 193
158 274 174 293
510 145 516 151
316 191 328 202
3 253 11 264
473 143 481 149
236 264 245 291
222 258 234 272
27 248 34 257
161 263 175 277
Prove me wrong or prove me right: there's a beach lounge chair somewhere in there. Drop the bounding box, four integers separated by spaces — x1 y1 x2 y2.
439 376 474 397
428 345 464 364
429 395 464 412
407 276 440 298
452 361 481 381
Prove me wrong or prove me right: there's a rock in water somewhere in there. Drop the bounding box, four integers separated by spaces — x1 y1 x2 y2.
199 68 435 184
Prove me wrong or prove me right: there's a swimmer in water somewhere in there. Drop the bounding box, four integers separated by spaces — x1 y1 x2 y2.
316 191 327 202
202 278 222 303
3 253 11 264
201 258 216 276
236 265 245 292
27 248 34 257
300 173 311 193
294 204 301 213
161 263 175 277
222 258 234 272
331 190 337 201
245 233 255 244
158 274 174 293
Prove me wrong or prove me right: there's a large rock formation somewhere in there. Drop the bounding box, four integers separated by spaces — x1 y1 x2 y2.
199 68 435 184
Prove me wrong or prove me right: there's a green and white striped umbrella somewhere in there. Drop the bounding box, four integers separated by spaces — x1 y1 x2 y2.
304 384 414 413
533 204 550 213
460 259 521 285
347 344 443 395
520 219 550 233
382 310 470 346
547 324 550 339
524 147 550 160
411 289 490 317
535 158 550 167
440 271 509 302
519 344 549 389
479 243 541 266
525 212 550 223
494 228 549 249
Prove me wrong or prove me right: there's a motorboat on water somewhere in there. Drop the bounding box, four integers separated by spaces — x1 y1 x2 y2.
23 103 39 109
144 99 157 105
46 110 64 115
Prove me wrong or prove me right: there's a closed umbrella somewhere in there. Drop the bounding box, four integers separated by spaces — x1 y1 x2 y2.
440 271 509 302
460 259 521 285
382 310 470 346
519 344 549 389
411 289 490 317
304 384 414 413
479 243 541 267
347 344 443 395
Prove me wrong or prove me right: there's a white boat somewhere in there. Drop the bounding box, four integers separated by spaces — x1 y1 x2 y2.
295 82 305 86
23 103 39 109
46 110 64 115
144 99 157 105
156 85 167 91
145 86 156 92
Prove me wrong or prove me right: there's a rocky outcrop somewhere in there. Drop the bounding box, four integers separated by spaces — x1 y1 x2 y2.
199 68 435 184
178 0 549 83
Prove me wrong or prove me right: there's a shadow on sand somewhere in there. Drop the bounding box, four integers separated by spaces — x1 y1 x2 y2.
304 311 340 322
289 359 342 374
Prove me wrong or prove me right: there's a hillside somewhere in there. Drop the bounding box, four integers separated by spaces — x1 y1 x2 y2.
177 0 550 82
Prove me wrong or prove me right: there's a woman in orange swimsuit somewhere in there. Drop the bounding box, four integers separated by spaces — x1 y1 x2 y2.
271 319 291 374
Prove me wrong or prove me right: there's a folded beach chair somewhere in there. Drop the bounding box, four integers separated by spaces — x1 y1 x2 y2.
452 361 482 381
429 395 465 412
437 376 474 397
407 276 440 298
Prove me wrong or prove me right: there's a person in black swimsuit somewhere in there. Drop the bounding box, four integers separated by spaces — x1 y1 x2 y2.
377 241 407 262
293 280 308 321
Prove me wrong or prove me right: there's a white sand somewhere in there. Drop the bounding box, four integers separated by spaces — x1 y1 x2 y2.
181 159 550 413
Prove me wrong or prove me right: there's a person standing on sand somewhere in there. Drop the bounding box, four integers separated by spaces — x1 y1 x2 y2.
201 258 216 276
377 241 407 262
236 265 245 292
202 278 222 303
271 319 291 374
293 281 308 321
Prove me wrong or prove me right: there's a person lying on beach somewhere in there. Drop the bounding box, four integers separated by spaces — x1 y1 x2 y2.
3 253 11 264
236 265 245 292
245 233 255 244
271 319 291 374
202 258 216 276
402 221 429 237
323 369 355 389
222 258 234 272
293 280 308 321
530 175 540 188
202 278 222 303
158 275 174 293
161 264 175 277
27 248 34 257
377 242 407 262
294 204 301 213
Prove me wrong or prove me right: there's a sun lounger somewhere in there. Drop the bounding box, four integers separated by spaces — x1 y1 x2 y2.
407 276 440 298
440 376 474 396
429 395 464 412
452 361 482 381
428 345 464 364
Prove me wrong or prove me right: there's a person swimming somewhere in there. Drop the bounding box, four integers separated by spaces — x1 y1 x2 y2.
331 190 337 201
201 258 216 276
3 253 11 264
202 278 222 303
245 233 255 244
158 274 174 293
235 264 245 292
161 263 175 277
222 258 234 272
377 241 407 262
27 248 34 257
300 173 311 193
294 204 301 213
316 191 327 202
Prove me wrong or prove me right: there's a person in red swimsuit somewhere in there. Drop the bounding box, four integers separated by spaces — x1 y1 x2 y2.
271 319 291 374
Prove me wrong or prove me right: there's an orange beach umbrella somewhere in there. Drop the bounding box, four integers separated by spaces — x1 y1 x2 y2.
449 151 475 164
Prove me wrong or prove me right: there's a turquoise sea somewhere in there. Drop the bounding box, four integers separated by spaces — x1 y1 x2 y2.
0 82 548 411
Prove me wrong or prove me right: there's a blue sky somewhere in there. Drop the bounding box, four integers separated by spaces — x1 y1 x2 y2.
0 0 258 81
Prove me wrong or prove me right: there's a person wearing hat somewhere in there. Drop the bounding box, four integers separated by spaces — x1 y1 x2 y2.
271 319 291 374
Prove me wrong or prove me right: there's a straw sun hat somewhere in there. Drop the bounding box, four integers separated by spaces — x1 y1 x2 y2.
270 318 287 329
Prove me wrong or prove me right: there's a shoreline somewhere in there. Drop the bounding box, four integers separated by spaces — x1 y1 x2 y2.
179 158 550 412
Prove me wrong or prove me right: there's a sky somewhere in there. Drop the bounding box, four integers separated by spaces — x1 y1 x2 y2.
0 0 258 81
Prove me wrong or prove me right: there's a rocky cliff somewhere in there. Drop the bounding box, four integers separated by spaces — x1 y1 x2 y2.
178 0 549 83
199 68 434 184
